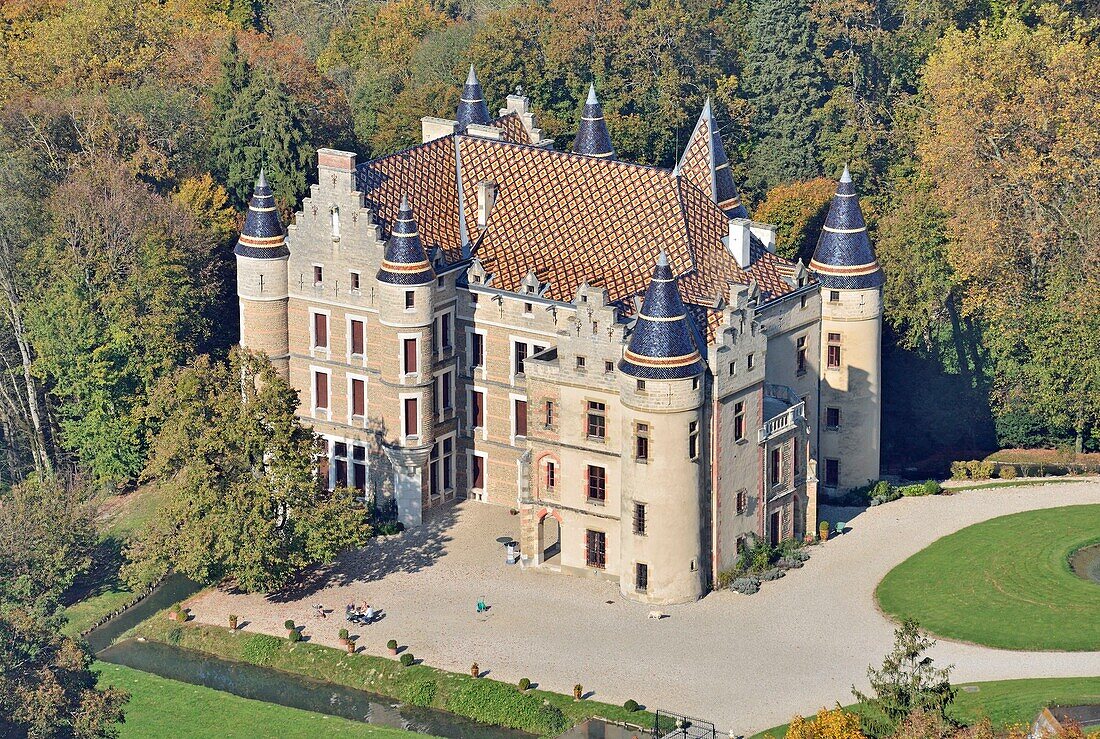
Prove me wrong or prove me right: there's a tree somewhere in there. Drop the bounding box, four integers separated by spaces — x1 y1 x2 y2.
126 349 372 592
741 0 829 193
787 707 866 739
853 619 956 738
0 604 128 739
753 177 836 262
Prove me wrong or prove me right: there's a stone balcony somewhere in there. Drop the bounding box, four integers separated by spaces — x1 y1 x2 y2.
759 383 804 444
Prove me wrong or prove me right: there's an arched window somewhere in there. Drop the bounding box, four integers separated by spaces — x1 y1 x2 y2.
330 205 340 239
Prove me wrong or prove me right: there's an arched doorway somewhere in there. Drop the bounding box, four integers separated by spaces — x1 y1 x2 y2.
537 510 562 566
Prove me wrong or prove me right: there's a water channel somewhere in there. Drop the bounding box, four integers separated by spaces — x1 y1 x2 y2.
88 575 531 738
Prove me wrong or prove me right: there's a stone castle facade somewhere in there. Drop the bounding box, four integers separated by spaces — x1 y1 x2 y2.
235 68 884 605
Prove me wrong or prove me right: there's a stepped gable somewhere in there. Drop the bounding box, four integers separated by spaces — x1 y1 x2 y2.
572 83 615 158
456 65 491 129
377 195 435 285
235 170 288 259
356 133 803 319
809 166 884 290
676 100 748 219
619 252 706 380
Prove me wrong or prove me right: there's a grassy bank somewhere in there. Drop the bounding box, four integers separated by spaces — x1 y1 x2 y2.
876 505 1100 650
948 479 1082 492
750 676 1100 739
130 616 649 737
95 661 421 738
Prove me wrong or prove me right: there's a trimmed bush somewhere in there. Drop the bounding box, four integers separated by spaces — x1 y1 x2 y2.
288 629 302 643
624 699 640 712
338 628 349 642
950 461 969 480
401 678 437 707
445 678 568 735
518 677 531 691
399 652 415 667
999 465 1018 479
731 577 760 595
241 634 282 665
283 619 295 631
760 568 785 581
387 639 398 650
923 480 942 495
819 520 830 540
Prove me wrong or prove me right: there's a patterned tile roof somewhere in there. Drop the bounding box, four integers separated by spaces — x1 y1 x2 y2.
676 99 748 219
355 130 804 342
572 84 614 159
377 195 435 285
809 166 884 290
456 65 491 130
620 252 706 379
235 170 288 259
490 112 533 145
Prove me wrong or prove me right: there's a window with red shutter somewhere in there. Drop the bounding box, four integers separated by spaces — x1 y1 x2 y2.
514 399 527 438
350 320 365 356
470 454 484 489
351 379 365 417
404 397 418 437
471 390 485 428
313 313 328 348
403 338 417 374
315 372 329 410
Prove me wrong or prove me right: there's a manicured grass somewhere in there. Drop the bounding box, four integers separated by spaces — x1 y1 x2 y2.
95 662 420 738
129 616 648 737
876 505 1100 650
949 479 1081 492
750 677 1100 739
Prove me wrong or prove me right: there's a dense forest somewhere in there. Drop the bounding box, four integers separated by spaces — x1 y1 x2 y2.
0 0 1096 489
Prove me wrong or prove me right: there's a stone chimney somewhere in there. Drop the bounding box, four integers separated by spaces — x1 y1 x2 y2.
476 181 497 228
725 217 753 269
750 222 777 253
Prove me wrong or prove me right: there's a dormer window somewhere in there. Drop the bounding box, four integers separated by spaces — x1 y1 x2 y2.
330 206 340 239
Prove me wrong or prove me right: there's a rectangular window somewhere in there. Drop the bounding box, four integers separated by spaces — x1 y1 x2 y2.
825 458 840 487
524 301 532 314
587 401 606 440
689 420 699 460
736 489 747 514
429 443 439 497
470 332 484 369
334 441 348 488
544 400 554 427
826 406 841 429
576 355 586 370
313 313 328 349
404 290 415 309
403 338 418 375
352 444 366 491
586 465 606 502
314 371 329 410
436 372 453 415
470 454 485 489
770 446 782 486
514 398 527 438
636 379 646 392
442 437 453 492
438 312 452 353
545 461 556 491
827 332 842 369
350 319 365 356
604 360 614 374
350 271 361 290
734 401 745 442
351 378 365 418
797 336 807 374
514 342 529 376
313 265 323 284
633 502 646 535
635 562 648 592
830 290 841 302
471 390 485 429
635 423 649 461
729 360 736 376
403 397 418 438
747 353 755 370
585 529 606 569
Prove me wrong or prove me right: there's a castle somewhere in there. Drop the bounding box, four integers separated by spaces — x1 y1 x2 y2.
235 67 884 605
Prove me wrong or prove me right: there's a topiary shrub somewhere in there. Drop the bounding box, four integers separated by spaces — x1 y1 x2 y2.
977 461 995 479
950 461 969 480
999 465 1017 479
401 678 437 707
819 520 830 541
518 677 531 691
923 480 942 495
624 699 640 712
731 577 760 595
399 652 415 667
387 639 398 651
242 634 282 665
284 619 295 631
288 629 302 643
338 628 349 642
760 568 784 581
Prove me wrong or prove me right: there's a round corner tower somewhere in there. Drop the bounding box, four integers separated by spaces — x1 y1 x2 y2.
809 166 883 493
235 170 291 378
617 251 707 605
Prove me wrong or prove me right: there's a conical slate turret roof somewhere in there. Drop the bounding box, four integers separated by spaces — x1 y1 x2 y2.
572 83 615 159
619 252 705 380
675 99 748 219
809 166 884 290
234 170 289 259
377 195 435 285
456 65 491 130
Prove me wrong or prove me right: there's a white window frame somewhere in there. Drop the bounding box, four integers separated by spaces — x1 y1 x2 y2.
434 308 455 357
399 391 421 443
466 327 487 380
468 385 488 440
434 369 454 420
468 450 487 502
509 392 528 446
346 373 368 427
309 308 331 356
346 313 368 365
349 441 369 497
398 332 421 382
509 337 547 385
430 431 456 500
310 365 331 421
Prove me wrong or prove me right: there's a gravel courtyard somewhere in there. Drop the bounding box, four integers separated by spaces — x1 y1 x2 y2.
187 481 1100 735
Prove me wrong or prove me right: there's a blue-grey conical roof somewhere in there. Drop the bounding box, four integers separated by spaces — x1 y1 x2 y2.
234 169 289 259
619 252 705 379
456 65 491 129
572 83 614 159
377 195 435 285
809 166 884 290
707 104 748 219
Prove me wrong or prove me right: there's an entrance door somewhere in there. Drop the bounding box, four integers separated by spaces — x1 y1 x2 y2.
539 515 561 565
769 510 782 547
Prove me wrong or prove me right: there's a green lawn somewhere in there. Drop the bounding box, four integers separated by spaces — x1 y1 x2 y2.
95 662 421 738
876 504 1100 650
750 676 1100 739
949 479 1081 492
128 616 648 737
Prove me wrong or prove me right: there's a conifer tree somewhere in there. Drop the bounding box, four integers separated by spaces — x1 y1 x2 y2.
741 0 828 193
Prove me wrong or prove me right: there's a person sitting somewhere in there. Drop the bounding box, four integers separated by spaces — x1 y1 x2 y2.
364 605 374 624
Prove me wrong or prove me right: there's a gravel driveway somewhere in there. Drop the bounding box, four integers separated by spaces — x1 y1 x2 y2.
187 481 1100 735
